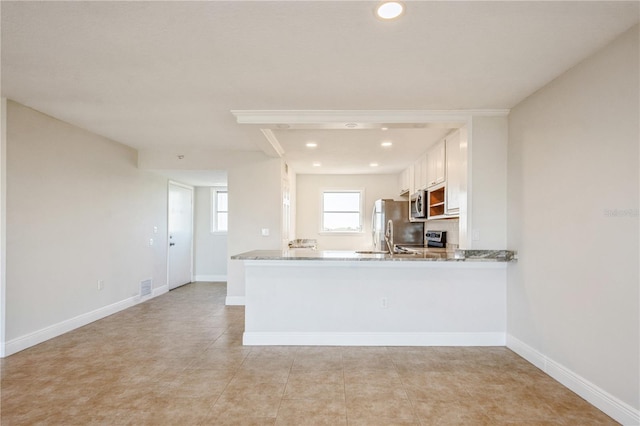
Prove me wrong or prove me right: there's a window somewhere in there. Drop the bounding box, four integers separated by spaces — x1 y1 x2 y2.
321 190 363 233
211 188 228 233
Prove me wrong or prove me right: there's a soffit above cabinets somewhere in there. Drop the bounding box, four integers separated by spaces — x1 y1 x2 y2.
231 109 503 174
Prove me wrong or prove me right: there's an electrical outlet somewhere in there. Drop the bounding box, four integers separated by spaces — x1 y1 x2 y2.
261 228 270 236
381 297 388 308
149 238 154 246
97 280 104 291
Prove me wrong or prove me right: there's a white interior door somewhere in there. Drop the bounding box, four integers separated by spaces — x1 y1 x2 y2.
168 182 193 290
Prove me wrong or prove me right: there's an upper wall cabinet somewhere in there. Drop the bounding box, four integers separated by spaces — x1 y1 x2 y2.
445 130 461 215
413 153 428 191
398 167 411 195
426 140 445 189
398 128 464 212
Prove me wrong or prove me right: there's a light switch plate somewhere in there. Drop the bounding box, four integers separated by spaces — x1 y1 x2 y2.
261 228 270 236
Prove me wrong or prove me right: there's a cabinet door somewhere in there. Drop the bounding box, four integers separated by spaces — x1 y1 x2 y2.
433 140 445 185
425 150 434 188
398 167 410 195
445 131 460 214
408 164 416 195
420 154 428 189
426 140 445 188
413 156 427 190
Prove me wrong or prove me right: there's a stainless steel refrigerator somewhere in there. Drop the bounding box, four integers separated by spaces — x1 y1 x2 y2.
371 199 424 252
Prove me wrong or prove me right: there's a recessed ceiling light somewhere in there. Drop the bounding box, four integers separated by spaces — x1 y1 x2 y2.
345 123 358 128
375 1 404 20
381 127 389 131
370 162 379 167
381 141 393 147
312 162 322 167
306 142 317 148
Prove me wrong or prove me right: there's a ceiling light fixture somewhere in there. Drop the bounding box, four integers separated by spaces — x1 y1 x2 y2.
375 1 405 20
370 162 379 167
381 141 393 147
312 162 322 167
345 123 358 128
306 142 318 148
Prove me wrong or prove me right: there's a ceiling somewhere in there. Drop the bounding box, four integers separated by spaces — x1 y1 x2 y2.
272 127 453 175
1 1 638 182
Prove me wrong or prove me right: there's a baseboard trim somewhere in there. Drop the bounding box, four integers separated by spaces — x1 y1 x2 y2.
4 288 167 357
153 284 169 297
243 332 505 347
225 296 245 306
507 334 639 425
194 274 227 282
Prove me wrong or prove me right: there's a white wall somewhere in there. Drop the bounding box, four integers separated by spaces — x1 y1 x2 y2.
4 101 169 353
468 116 508 250
0 98 7 356
226 157 283 304
507 25 639 422
194 186 227 281
296 174 399 251
283 163 297 249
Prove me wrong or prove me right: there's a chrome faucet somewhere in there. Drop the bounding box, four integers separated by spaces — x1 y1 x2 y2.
384 219 394 253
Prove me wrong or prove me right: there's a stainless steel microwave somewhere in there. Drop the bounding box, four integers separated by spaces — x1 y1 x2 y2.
410 190 427 220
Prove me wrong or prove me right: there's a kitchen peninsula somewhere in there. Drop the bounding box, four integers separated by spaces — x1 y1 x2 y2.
232 249 516 347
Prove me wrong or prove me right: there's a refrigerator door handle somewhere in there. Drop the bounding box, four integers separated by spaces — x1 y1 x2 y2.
371 207 376 249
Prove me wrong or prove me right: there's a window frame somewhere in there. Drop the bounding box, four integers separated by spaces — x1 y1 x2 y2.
211 187 228 234
319 189 365 235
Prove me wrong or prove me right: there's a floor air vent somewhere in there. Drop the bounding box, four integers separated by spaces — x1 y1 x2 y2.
140 279 152 297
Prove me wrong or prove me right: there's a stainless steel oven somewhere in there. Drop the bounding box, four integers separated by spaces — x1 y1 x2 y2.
410 190 427 220
425 230 447 248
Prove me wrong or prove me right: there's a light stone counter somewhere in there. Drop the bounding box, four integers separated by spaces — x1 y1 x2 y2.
232 248 517 262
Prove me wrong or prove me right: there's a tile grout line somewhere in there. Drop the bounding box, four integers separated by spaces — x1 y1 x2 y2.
390 347 424 426
341 349 349 426
272 348 296 425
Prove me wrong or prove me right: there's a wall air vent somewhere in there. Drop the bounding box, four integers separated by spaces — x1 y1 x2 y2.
140 279 152 298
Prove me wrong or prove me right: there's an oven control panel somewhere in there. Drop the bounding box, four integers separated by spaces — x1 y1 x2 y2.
425 231 447 247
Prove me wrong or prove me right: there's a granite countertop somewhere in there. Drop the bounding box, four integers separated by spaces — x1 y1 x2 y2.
231 248 517 262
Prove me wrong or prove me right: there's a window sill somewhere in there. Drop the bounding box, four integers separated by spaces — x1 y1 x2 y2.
319 231 364 236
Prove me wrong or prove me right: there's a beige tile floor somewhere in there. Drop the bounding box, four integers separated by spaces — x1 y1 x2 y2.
1 282 617 425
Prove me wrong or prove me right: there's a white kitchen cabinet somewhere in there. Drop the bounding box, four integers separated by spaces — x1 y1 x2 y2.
398 167 411 195
427 183 446 219
445 130 461 215
413 153 428 190
426 140 445 188
407 164 416 196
